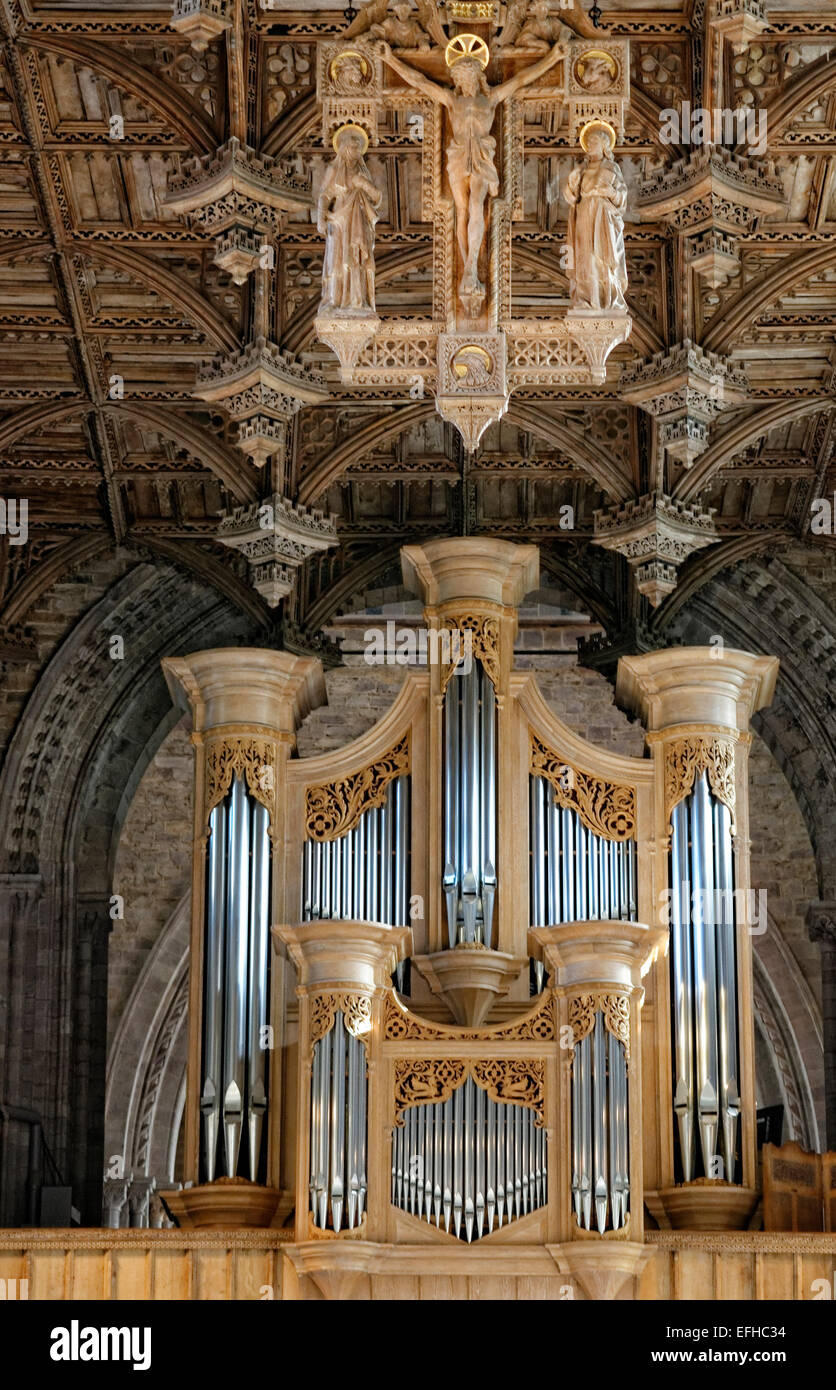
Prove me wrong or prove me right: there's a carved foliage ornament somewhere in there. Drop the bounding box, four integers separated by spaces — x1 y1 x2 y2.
393 1058 545 1125
305 734 410 840
530 733 636 841
664 735 736 827
310 992 373 1048
205 735 278 825
568 991 631 1059
384 990 556 1042
439 612 501 694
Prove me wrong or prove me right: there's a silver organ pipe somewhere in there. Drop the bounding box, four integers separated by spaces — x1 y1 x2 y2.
200 774 272 1184
481 674 497 946
571 1015 630 1233
246 801 270 1181
441 660 498 948
714 797 740 1182
671 797 696 1180
391 1081 547 1242
528 774 638 990
310 1012 368 1232
222 774 249 1176
301 776 411 930
202 800 226 1183
669 772 741 1182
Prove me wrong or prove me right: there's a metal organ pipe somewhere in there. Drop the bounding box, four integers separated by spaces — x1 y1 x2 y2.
692 772 720 1175
481 674 497 947
200 775 272 1184
302 776 413 1233
310 1011 368 1233
301 777 411 930
571 1017 630 1234
441 661 498 948
390 1081 547 1243
222 774 249 1177
671 798 696 1181
528 775 638 930
247 801 270 1181
201 801 226 1183
669 775 741 1182
714 798 740 1181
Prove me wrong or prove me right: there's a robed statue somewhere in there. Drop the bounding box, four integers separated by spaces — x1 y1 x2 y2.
318 124 383 314
381 36 565 313
563 121 628 314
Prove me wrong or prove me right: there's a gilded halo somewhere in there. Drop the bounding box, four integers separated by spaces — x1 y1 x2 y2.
445 33 490 70
579 118 618 152
332 122 370 154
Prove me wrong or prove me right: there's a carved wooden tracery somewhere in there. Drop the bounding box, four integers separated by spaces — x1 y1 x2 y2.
204 731 282 824
664 734 736 827
530 733 637 841
384 990 557 1042
305 733 410 840
568 991 632 1059
309 991 373 1048
393 1058 546 1125
438 612 502 694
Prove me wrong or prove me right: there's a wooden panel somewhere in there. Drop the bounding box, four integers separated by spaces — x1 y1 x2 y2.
420 1274 455 1299
71 1250 108 1299
194 1249 230 1300
676 1250 715 1299
232 1250 274 1301
0 1251 25 1288
801 1252 836 1300
515 1276 559 1300
639 1247 668 1299
2 1234 835 1300
112 1250 150 1300
717 1253 753 1300
150 1249 192 1300
763 1143 824 1232
29 1251 69 1300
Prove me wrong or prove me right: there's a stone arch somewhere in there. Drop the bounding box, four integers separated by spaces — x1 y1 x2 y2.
702 245 836 354
675 399 831 503
0 554 261 1221
27 35 217 152
753 923 823 1150
105 896 189 1202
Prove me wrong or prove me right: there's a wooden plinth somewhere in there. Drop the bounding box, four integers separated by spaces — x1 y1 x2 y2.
657 1182 759 1231
165 1178 281 1229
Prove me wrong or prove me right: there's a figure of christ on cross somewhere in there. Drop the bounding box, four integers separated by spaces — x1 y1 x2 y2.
381 40 565 315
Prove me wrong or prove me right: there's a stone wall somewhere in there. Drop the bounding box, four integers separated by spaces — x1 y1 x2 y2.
109 720 193 1050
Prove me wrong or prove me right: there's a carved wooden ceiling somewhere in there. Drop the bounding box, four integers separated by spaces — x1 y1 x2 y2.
0 0 835 649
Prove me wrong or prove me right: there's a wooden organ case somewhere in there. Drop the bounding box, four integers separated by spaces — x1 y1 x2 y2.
162 538 779 1300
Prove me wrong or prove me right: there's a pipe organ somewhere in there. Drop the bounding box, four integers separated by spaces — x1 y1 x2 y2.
670 776 740 1185
202 776 272 1182
391 1078 547 1241
162 538 779 1297
443 661 497 948
309 1003 368 1234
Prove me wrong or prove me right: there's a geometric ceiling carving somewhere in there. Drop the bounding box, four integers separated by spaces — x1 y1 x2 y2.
0 0 834 639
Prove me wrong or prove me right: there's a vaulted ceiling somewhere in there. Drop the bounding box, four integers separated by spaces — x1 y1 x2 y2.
0 0 835 648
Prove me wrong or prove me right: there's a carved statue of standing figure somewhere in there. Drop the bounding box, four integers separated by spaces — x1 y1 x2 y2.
317 123 383 314
381 35 565 314
563 121 628 314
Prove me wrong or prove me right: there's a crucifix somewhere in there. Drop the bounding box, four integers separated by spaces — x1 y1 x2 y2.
315 6 632 451
381 35 565 318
